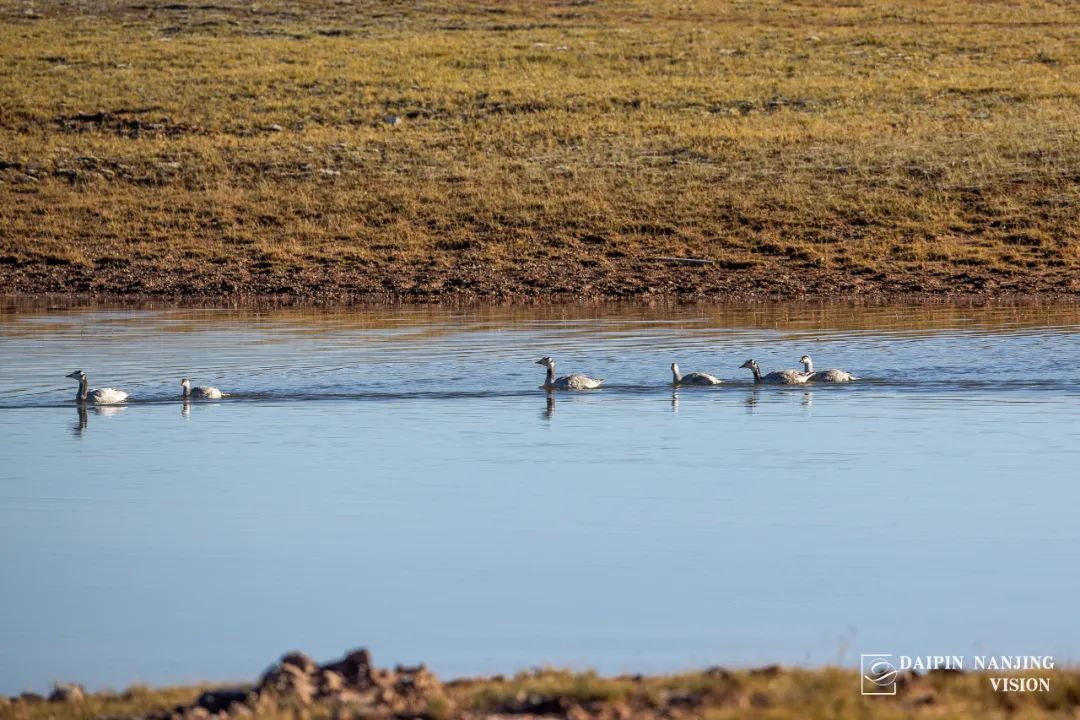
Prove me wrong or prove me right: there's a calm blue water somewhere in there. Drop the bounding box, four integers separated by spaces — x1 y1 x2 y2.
1 302 1079 693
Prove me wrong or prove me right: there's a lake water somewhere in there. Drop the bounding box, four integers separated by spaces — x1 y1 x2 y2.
1 300 1079 694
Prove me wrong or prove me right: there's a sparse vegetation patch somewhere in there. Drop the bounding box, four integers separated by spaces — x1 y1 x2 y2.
1 0 1078 301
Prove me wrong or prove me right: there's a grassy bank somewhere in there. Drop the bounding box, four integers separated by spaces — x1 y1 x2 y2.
1 0 1078 301
4 656 1080 720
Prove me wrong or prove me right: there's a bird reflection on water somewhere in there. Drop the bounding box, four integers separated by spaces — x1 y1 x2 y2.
541 393 556 421
72 404 87 436
71 404 126 437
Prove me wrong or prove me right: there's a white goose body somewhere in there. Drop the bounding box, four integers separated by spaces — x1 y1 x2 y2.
536 357 603 391
88 387 129 404
671 363 721 386
67 370 129 404
800 355 857 383
181 378 225 399
740 359 810 385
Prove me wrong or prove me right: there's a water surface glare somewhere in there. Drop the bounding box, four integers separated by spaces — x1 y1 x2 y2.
1 302 1079 692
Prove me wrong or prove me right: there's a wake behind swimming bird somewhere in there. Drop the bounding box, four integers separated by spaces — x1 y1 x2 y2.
66 370 129 404
799 355 857 382
535 357 603 391
740 359 810 385
181 378 227 399
670 362 722 386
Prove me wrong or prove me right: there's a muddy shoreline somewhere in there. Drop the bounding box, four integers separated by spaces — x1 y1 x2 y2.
3 261 1078 307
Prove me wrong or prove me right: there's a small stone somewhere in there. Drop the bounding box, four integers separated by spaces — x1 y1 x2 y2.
185 706 211 720
704 666 732 678
329 689 371 705
321 648 375 689
196 689 249 713
280 652 317 675
384 115 402 127
267 124 283 132
319 670 345 693
749 664 782 677
49 683 85 702
567 705 590 720
228 702 253 717
908 692 937 707
259 662 314 705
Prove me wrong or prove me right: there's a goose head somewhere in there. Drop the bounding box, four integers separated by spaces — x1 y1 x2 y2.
670 362 680 373
180 378 191 391
799 355 811 365
739 359 758 371
535 356 556 369
66 370 86 381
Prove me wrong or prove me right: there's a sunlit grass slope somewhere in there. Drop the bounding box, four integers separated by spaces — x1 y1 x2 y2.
1 0 1078 299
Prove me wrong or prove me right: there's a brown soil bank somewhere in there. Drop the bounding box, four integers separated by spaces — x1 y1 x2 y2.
1 0 1079 302
5 648 1080 720
3 254 1079 304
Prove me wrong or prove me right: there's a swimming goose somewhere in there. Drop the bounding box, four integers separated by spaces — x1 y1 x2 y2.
66 370 129 404
671 362 721 386
181 378 226 399
536 357 603 390
739 359 810 385
799 355 857 383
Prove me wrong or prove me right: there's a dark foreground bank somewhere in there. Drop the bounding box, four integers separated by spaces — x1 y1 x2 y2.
4 258 1079 305
4 648 1079 720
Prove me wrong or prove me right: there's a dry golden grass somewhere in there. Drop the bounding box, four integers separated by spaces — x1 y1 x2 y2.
1 0 1078 300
